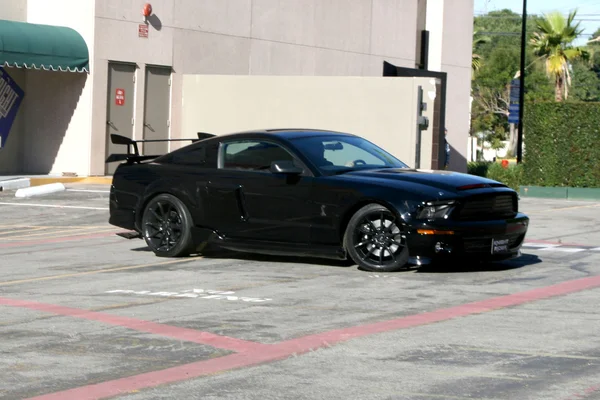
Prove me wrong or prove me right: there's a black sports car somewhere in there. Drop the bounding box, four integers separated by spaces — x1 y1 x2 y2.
107 128 529 272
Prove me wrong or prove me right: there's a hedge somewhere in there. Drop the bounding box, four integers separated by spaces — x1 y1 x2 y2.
523 102 600 188
467 161 523 191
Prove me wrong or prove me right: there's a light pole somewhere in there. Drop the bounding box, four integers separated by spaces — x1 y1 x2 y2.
517 0 527 163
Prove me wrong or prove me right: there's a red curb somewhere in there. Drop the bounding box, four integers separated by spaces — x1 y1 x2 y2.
0 297 268 354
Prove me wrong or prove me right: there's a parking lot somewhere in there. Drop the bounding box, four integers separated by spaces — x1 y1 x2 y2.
1 183 600 400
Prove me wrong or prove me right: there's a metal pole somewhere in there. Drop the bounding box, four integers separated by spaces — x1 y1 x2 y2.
517 0 527 163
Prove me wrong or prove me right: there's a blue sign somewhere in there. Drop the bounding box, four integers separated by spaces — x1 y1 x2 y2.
510 79 520 103
508 103 519 124
0 67 25 149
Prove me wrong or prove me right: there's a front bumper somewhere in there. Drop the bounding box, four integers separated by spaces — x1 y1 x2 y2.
406 212 530 265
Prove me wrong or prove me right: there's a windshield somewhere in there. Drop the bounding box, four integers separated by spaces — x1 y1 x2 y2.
290 134 410 174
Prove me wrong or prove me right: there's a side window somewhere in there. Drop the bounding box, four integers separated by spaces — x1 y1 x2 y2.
220 140 299 171
170 146 207 166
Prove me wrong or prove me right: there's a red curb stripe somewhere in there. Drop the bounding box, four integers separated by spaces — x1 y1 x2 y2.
0 231 122 248
277 275 600 352
0 297 267 354
24 352 285 400
23 274 600 400
563 384 600 400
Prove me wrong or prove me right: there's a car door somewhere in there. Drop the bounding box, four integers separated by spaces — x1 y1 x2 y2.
204 138 313 244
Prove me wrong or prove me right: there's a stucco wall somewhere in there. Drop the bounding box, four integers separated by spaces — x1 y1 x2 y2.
24 0 95 175
0 0 27 22
181 75 437 168
89 0 425 175
426 0 474 172
1 0 474 176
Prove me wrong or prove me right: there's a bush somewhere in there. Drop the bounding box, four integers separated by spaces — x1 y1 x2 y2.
486 163 523 191
523 102 600 187
467 161 491 177
467 161 523 191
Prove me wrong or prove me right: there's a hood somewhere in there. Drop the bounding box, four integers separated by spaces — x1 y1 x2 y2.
341 168 508 193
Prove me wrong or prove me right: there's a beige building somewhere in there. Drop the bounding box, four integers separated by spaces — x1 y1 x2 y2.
0 0 474 176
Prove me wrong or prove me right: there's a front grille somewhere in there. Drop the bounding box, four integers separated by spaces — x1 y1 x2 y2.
463 233 525 253
454 193 517 221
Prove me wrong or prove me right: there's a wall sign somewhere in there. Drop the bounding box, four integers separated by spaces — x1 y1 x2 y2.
138 24 149 38
0 67 25 150
115 88 125 106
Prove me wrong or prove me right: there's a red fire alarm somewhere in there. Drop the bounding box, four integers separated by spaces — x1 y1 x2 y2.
142 3 152 23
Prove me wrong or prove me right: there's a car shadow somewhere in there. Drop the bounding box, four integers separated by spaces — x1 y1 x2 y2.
414 253 542 274
130 245 355 268
129 246 541 273
198 248 355 268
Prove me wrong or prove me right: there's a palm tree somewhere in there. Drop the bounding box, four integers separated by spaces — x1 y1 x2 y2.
472 31 491 77
530 9 588 102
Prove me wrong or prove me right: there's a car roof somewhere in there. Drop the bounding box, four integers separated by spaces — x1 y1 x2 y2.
263 128 358 139
207 128 358 141
159 128 359 160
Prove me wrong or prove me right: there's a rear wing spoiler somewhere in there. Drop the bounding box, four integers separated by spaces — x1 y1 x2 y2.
105 132 216 164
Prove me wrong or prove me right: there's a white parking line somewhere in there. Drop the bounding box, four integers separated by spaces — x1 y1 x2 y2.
538 247 586 253
105 288 273 303
0 202 108 210
522 243 560 248
66 189 110 194
522 242 599 254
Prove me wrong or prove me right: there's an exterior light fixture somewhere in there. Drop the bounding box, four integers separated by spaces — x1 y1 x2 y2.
142 3 153 24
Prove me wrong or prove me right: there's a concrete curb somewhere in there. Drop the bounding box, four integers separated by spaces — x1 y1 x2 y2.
29 177 112 186
15 183 66 198
520 186 600 201
0 178 30 191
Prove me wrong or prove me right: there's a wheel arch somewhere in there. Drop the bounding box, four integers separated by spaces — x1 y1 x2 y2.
338 198 406 243
135 186 198 230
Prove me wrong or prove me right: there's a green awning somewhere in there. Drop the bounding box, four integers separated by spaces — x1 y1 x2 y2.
0 19 89 73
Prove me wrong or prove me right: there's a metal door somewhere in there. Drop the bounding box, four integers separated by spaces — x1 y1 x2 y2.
105 62 135 175
142 65 171 156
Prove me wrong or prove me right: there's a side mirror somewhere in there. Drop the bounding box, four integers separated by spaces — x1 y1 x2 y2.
270 160 303 175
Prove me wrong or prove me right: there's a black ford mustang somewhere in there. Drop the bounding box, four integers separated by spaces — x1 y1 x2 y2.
107 128 529 272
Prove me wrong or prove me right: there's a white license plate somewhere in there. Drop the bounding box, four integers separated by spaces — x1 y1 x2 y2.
491 238 510 254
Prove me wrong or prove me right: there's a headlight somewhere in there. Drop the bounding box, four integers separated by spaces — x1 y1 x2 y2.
416 201 456 220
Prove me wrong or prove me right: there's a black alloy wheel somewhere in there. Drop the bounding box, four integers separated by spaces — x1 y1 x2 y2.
141 194 194 257
344 203 409 272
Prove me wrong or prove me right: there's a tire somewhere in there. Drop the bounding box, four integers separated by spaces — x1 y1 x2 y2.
141 193 195 257
343 203 409 272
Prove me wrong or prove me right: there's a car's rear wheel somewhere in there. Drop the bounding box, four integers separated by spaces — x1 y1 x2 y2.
141 193 194 257
343 203 409 272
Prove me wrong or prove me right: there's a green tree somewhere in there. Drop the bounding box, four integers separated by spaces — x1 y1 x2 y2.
529 9 588 101
570 60 600 102
472 30 491 76
471 10 552 141
587 27 600 45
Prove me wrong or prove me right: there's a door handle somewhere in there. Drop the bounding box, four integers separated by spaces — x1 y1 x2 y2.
107 121 117 129
144 122 155 132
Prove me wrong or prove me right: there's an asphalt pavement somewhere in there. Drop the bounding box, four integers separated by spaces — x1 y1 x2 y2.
0 184 599 400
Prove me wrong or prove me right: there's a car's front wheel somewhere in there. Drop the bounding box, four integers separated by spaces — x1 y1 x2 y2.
141 193 194 257
343 203 409 272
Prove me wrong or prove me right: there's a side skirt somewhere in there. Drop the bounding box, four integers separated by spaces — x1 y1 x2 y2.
191 227 347 261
